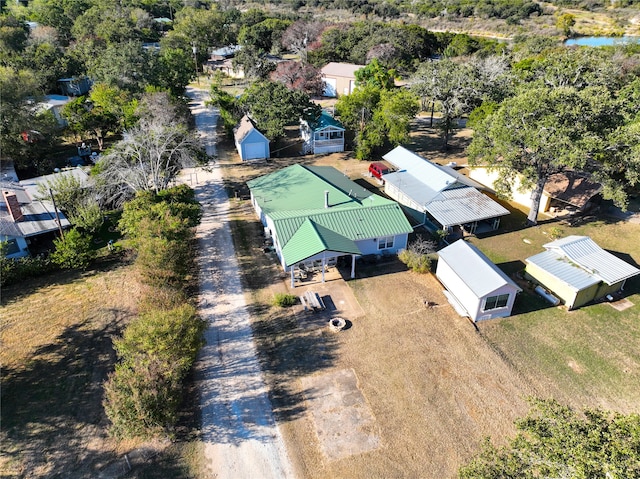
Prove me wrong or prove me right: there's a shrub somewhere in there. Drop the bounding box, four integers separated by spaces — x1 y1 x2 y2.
272 292 299 307
0 250 56 287
104 305 204 438
51 228 96 269
398 235 437 274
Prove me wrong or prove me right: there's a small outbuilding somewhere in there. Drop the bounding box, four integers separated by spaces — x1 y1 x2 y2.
320 62 364 97
525 235 640 309
234 115 270 161
300 111 345 155
436 239 521 322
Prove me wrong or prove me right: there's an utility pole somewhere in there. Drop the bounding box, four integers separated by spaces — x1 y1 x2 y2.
49 188 64 239
192 44 199 85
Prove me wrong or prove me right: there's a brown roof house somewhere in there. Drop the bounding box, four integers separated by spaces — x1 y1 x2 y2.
320 62 364 97
234 115 270 161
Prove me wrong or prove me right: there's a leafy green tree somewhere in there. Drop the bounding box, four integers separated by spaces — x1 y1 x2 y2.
29 0 90 44
51 228 96 269
373 88 419 146
86 40 154 93
459 398 640 479
354 58 396 90
89 83 138 131
468 86 620 225
335 84 381 159
152 46 194 97
239 80 321 141
61 95 118 149
238 17 291 55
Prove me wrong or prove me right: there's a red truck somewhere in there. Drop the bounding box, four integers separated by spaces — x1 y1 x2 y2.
368 162 390 182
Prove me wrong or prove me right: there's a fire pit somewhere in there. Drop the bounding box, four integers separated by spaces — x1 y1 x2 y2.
328 317 346 332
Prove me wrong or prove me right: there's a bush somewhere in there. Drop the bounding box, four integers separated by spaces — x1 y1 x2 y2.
51 228 96 269
104 305 205 438
272 292 298 307
0 251 56 287
398 235 437 274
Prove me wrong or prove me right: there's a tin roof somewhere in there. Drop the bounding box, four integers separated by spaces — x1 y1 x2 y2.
307 111 344 131
438 240 521 297
0 182 69 238
247 164 412 266
535 236 640 286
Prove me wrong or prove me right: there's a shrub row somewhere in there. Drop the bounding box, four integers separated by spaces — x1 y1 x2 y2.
0 253 57 287
103 185 204 439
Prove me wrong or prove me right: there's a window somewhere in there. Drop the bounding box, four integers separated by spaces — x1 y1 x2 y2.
484 294 510 311
378 236 394 250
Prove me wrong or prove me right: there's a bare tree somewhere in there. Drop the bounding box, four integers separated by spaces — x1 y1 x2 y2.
96 118 203 206
271 61 324 96
281 21 326 64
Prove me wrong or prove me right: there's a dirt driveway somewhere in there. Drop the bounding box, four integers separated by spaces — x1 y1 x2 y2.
186 88 295 479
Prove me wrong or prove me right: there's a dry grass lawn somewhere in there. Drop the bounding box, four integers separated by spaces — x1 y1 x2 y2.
0 261 142 477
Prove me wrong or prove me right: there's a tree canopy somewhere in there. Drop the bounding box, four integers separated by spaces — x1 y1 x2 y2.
460 398 640 479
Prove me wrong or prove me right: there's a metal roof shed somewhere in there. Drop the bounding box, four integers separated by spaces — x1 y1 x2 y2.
525 235 640 309
436 239 521 322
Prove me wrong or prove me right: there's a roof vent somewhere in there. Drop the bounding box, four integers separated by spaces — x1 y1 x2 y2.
324 190 329 208
3 191 24 222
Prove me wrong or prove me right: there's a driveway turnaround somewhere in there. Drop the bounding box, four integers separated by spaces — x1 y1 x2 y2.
187 88 295 479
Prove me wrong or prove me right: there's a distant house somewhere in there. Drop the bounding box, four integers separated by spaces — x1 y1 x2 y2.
525 235 640 309
320 62 364 97
204 45 245 78
436 239 521 322
38 95 72 126
382 146 509 236
469 167 602 215
300 111 345 155
234 115 270 161
1 181 70 258
58 77 92 96
247 164 413 287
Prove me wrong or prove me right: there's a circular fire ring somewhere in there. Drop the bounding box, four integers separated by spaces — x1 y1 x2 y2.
328 317 346 332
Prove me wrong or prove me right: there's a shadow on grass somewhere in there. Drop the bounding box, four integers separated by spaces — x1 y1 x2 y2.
1 314 128 477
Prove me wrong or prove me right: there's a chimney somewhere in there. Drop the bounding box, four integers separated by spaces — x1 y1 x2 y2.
3 191 24 222
324 190 329 208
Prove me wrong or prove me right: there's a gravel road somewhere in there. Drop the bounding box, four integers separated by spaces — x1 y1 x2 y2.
186 87 295 479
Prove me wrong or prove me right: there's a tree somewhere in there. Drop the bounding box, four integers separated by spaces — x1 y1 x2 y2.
96 115 203 206
51 228 96 270
459 398 640 479
61 96 118 150
373 88 420 146
556 12 576 37
239 80 321 141
468 86 618 226
281 20 326 63
354 58 396 90
410 59 479 150
270 61 323 96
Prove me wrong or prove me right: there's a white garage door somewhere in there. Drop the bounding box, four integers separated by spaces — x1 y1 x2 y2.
245 142 266 160
323 78 337 97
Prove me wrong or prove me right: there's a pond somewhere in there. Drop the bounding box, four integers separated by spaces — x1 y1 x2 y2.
565 36 640 47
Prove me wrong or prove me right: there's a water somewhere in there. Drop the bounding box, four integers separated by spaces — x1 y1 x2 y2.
565 36 640 47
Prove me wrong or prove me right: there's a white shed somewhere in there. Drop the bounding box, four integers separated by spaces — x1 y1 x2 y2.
234 115 270 161
436 240 521 322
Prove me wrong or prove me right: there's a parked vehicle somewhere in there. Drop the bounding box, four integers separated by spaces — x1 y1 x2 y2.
368 162 390 183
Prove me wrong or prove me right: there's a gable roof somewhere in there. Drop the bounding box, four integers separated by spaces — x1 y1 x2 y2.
382 146 509 227
307 111 344 131
247 164 412 266
234 115 268 144
528 235 640 286
282 219 361 265
438 240 521 297
321 62 364 78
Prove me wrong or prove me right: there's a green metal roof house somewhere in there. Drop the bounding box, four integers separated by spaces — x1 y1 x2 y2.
247 164 413 287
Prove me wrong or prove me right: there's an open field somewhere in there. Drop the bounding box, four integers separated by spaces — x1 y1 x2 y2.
219 121 640 477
